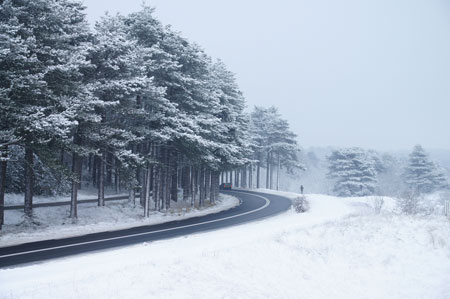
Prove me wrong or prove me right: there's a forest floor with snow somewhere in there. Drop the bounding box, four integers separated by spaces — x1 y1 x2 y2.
1 190 450 299
0 191 239 247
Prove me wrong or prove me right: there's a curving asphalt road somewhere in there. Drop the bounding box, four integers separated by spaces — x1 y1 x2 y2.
0 190 291 268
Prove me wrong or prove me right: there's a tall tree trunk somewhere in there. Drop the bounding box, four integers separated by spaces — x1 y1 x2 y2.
129 189 135 207
154 145 160 211
98 151 105 206
140 144 148 207
160 147 167 210
0 146 7 230
248 163 253 188
135 144 142 203
78 156 83 190
177 165 182 189
153 164 161 211
141 167 147 207
257 153 261 188
166 163 171 209
221 172 224 184
88 153 92 174
149 164 153 196
276 152 280 191
164 148 170 209
195 168 199 206
70 133 82 218
70 151 80 218
114 158 120 194
160 162 164 211
92 155 97 187
106 152 113 187
214 171 219 201
24 145 33 217
266 151 270 189
199 168 203 207
242 165 247 188
60 148 65 166
190 167 195 207
209 170 215 204
182 166 190 201
269 151 274 189
144 164 151 217
171 151 178 202
191 167 198 207
229 171 233 187
205 170 210 202
199 167 206 207
153 163 158 211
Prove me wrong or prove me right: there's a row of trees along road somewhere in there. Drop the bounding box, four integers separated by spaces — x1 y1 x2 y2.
327 145 449 197
0 1 302 230
219 106 302 191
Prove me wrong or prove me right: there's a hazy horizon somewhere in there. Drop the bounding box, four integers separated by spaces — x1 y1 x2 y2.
82 0 450 152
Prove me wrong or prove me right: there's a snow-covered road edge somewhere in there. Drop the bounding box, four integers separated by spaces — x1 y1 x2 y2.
0 194 240 248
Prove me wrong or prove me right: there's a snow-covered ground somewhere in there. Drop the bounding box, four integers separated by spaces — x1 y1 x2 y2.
0 194 239 247
4 188 129 205
1 190 450 299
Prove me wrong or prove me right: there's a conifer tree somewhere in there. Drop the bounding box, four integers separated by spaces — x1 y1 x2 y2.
404 145 449 193
0 0 91 220
327 147 377 196
249 106 301 189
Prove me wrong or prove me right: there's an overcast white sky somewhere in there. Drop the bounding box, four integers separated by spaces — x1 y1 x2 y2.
82 0 450 151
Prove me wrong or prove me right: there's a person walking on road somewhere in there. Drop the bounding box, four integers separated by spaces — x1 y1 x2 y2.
300 185 304 194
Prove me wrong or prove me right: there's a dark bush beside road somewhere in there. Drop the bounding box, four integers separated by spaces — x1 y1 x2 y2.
293 196 309 213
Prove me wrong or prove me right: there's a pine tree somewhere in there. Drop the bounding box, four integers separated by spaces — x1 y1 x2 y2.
83 14 158 209
124 7 252 208
0 0 93 219
249 106 301 189
327 147 377 197
404 145 449 193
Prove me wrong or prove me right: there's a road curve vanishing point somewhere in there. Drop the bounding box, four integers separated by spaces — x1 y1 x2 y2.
0 190 292 268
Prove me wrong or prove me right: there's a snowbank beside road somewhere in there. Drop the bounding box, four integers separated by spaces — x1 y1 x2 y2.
0 194 239 247
1 190 450 299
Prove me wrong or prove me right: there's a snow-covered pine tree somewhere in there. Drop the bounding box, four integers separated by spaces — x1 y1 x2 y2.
207 60 251 192
45 0 94 219
82 14 158 209
432 164 449 191
327 147 377 197
404 145 449 193
249 107 268 188
269 116 302 190
249 106 301 190
125 7 252 208
125 8 212 209
0 0 93 220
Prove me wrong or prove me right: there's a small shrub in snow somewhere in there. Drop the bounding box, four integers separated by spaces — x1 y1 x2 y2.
397 189 422 215
292 196 309 213
373 196 384 214
440 191 450 218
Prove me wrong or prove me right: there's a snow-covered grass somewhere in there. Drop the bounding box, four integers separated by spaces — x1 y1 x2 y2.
1 190 450 299
4 188 128 205
0 194 239 247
